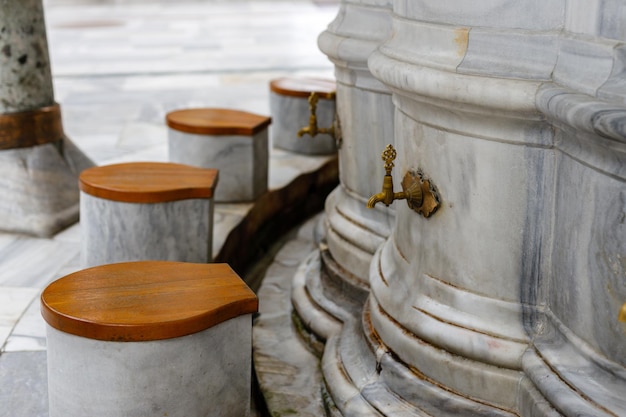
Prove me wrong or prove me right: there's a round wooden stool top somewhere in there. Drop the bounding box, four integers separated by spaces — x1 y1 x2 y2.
269 77 336 100
41 261 258 342
166 108 271 136
79 162 218 203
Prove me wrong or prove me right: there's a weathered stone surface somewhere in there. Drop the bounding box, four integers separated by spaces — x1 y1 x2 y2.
0 0 54 113
253 220 326 417
0 1 93 237
297 0 626 415
0 143 80 237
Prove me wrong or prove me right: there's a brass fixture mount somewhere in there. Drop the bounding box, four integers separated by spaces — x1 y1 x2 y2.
297 91 337 140
366 144 441 218
620 303 626 323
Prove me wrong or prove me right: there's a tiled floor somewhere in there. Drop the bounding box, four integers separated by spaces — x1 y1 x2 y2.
0 1 338 415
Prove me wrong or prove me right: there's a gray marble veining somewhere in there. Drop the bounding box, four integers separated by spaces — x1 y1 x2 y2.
169 130 268 202
81 193 213 267
47 316 252 417
394 0 565 30
528 314 626 416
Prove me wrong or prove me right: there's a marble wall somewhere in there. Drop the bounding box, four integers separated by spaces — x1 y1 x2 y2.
311 0 626 415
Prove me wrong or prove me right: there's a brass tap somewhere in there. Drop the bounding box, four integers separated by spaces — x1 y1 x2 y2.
297 92 336 139
367 144 407 208
366 144 441 218
620 303 626 323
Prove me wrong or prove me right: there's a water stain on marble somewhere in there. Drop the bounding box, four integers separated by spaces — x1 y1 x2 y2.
454 27 469 58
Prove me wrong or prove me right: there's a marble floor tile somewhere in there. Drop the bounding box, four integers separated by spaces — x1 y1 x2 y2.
116 122 167 151
49 253 82 281
51 223 81 244
45 2 336 77
0 288 41 350
101 143 168 164
3 298 47 352
0 238 80 288
0 351 48 417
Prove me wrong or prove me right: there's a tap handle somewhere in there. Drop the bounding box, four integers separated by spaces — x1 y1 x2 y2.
382 144 397 175
298 91 337 140
308 92 319 114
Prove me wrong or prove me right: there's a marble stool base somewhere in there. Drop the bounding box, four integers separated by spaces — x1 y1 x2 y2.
269 77 337 155
80 192 213 267
41 261 259 417
46 316 252 417
167 108 271 202
78 162 218 267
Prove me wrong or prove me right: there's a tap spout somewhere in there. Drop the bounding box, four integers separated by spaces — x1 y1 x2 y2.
367 174 405 208
297 114 318 137
297 92 335 139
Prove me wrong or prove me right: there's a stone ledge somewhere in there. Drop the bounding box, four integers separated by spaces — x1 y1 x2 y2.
215 156 338 276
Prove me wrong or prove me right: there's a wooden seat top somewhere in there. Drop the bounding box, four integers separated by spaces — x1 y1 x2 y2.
79 162 218 203
41 261 258 342
166 108 271 136
269 77 336 99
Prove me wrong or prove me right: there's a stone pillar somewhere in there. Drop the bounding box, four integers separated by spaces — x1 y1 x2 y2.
312 0 626 416
0 0 92 237
523 2 626 415
287 1 398 414
316 0 395 286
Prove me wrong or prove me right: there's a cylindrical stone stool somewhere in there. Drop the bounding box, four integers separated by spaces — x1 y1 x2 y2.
79 162 218 267
41 261 258 417
166 108 271 202
269 77 337 155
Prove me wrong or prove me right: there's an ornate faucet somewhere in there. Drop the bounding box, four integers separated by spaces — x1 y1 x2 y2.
297 92 336 139
367 144 441 218
367 144 407 207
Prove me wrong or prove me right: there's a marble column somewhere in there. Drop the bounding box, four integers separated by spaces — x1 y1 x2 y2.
522 2 626 415
312 0 625 416
288 1 398 414
316 0 395 286
290 0 395 387
0 0 92 237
